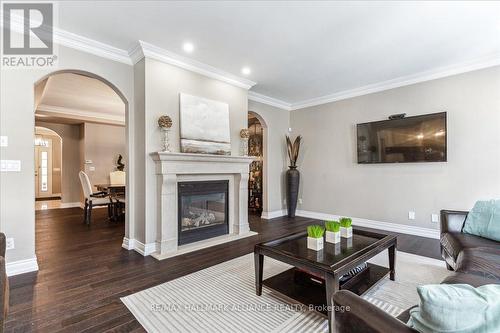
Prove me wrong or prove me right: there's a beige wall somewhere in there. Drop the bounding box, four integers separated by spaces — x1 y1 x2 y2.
248 101 290 213
35 122 82 203
290 66 500 230
83 123 126 186
0 43 134 264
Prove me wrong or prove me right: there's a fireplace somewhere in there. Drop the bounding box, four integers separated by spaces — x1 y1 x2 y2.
178 180 229 245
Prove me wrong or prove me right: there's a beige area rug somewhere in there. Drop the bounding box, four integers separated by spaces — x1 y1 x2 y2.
122 250 450 333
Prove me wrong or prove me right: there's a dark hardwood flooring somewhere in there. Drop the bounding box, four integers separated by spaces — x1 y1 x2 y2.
6 208 440 332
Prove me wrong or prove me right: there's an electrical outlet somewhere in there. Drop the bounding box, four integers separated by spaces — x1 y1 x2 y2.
431 214 439 223
298 198 303 204
89 166 96 171
0 136 7 147
408 211 416 220
6 238 14 250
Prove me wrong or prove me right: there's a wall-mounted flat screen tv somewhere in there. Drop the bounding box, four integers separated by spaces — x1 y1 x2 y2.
357 112 447 164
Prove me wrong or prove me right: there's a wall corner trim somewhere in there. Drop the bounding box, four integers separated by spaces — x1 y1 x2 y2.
261 209 287 220
122 237 135 250
295 210 440 239
132 239 157 256
6 256 39 276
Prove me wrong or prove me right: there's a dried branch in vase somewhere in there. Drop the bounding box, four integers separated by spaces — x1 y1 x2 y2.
286 135 302 168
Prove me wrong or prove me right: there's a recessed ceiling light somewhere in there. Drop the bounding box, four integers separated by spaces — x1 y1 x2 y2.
241 67 251 75
183 42 194 53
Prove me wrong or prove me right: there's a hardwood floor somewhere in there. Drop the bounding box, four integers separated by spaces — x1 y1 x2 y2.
6 208 441 332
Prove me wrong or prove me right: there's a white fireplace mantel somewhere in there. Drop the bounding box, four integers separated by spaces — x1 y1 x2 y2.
150 152 257 260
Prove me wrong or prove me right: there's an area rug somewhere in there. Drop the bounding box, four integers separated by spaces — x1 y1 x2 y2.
122 251 450 333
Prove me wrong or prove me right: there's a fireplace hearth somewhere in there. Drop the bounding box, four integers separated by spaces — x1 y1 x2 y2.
178 180 229 245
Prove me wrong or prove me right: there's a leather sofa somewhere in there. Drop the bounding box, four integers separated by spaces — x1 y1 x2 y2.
331 210 500 333
440 210 500 280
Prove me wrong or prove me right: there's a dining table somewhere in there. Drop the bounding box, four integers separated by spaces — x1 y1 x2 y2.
95 184 126 195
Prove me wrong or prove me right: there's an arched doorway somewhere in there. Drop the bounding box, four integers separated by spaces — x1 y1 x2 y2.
248 111 268 216
33 69 131 246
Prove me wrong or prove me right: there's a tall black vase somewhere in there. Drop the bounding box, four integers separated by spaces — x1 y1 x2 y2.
286 166 300 218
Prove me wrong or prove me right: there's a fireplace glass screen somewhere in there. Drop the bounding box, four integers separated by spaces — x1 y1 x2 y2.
178 180 229 245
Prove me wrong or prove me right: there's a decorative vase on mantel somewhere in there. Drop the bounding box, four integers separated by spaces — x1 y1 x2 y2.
240 128 249 156
158 115 173 152
286 135 302 218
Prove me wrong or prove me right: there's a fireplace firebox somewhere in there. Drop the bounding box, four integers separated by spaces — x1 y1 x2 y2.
178 180 229 245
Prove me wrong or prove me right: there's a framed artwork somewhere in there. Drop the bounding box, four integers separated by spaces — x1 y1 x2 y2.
179 93 231 155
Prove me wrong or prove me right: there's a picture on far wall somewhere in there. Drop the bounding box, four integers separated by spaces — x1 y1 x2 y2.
179 93 231 155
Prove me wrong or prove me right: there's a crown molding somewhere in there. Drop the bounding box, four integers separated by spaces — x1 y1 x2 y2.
248 91 291 111
289 52 500 110
54 29 132 65
4 14 499 109
2 14 133 65
36 104 125 125
130 41 257 90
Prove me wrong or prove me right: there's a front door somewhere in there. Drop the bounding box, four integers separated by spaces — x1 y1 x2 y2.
35 139 53 198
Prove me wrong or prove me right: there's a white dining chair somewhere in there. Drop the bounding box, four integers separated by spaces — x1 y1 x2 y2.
109 171 125 185
79 171 112 225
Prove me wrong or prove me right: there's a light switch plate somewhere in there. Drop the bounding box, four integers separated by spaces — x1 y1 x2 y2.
0 160 21 172
431 214 439 223
0 136 7 147
408 211 416 220
89 166 96 171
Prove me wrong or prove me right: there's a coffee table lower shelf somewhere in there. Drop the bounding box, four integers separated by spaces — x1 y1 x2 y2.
262 263 390 315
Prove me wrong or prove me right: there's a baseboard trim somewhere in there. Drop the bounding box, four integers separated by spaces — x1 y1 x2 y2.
122 237 135 250
6 256 39 276
59 202 82 208
295 210 440 239
132 240 157 256
261 210 287 219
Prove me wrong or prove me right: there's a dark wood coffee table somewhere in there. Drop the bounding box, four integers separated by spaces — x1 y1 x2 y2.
254 229 397 332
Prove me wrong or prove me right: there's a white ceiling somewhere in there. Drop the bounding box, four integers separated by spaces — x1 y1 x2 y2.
35 73 125 125
56 1 500 106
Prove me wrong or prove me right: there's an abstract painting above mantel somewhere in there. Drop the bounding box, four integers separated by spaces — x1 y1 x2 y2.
180 93 231 155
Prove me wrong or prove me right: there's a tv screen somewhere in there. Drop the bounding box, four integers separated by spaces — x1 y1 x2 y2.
357 112 447 164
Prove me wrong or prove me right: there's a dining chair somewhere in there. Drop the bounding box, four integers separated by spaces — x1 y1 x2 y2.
78 171 112 225
111 194 126 221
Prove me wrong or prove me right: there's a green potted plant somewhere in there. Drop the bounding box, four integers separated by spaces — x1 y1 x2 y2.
340 217 353 238
325 220 341 244
307 225 325 251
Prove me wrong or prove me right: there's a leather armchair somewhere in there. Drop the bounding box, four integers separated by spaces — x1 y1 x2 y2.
440 209 500 277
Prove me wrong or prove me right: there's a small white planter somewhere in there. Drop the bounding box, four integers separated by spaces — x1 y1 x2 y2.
325 231 341 244
307 237 324 251
341 226 353 238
